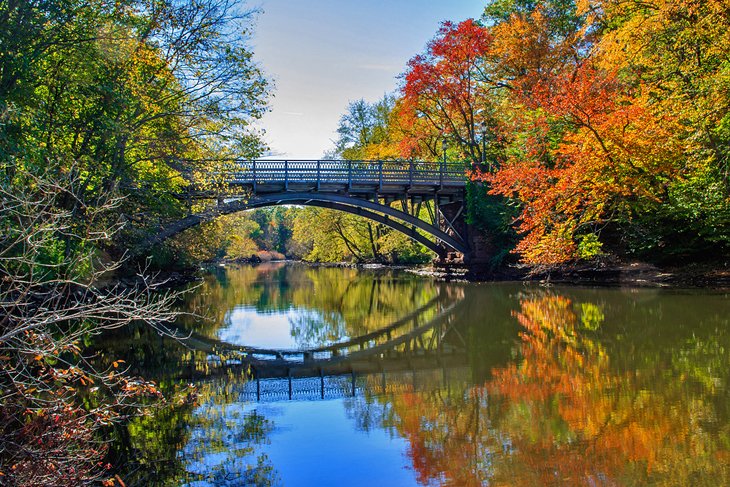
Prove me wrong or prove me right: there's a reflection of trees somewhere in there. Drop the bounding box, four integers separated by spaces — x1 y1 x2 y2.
289 309 348 348
117 375 278 486
102 264 450 484
178 263 444 348
93 324 278 486
180 386 278 486
484 293 729 484
356 290 730 486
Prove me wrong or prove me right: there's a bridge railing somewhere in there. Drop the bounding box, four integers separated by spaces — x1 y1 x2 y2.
225 159 466 187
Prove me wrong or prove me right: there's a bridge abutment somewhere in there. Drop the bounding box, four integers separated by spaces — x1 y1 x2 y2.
436 199 494 265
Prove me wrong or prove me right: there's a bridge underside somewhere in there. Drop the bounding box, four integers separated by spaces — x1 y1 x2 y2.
150 191 470 258
242 192 468 256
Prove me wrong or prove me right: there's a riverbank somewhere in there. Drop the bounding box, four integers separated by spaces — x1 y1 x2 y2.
140 256 730 290
299 257 730 289
464 259 730 289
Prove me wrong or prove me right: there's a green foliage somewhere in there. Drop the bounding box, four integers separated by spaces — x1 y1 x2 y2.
577 233 603 260
170 213 262 263
331 95 398 160
483 0 586 38
0 0 270 481
250 207 295 255
308 95 435 264
291 206 431 264
1 0 270 265
465 181 518 267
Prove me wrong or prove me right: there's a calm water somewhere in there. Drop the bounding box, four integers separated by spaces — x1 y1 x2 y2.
102 263 730 486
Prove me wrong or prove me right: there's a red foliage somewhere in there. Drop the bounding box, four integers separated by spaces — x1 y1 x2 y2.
398 19 499 161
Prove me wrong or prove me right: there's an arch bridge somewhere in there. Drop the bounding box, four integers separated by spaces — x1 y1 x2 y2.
147 159 474 259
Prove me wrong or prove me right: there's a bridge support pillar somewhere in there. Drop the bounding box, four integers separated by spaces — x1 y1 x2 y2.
437 200 469 264
436 197 496 265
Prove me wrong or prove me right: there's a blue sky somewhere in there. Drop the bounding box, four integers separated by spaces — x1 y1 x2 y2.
251 0 486 158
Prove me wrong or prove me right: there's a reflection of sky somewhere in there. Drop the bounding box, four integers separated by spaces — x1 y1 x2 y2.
219 305 349 349
219 306 304 349
185 398 419 487
253 400 417 486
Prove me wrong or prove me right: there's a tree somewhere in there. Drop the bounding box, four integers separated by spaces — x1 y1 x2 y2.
169 213 262 263
320 96 433 264
489 62 683 264
398 19 505 163
482 0 729 264
331 95 401 160
0 0 271 482
0 0 270 261
0 168 180 484
290 206 431 264
596 0 730 258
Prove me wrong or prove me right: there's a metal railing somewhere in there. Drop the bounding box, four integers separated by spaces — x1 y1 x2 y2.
225 159 466 188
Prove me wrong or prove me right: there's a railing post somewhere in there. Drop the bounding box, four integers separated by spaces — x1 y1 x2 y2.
439 159 444 188
252 160 257 192
284 160 288 191
347 160 352 190
378 161 383 191
316 160 321 190
409 159 414 187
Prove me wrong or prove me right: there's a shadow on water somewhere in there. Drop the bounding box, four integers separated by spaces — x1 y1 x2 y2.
94 264 730 486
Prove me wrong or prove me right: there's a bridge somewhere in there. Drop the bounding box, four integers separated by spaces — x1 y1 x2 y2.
170 290 470 401
145 159 485 261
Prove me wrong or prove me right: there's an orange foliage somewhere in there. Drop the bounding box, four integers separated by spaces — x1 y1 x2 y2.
488 61 683 264
398 19 501 162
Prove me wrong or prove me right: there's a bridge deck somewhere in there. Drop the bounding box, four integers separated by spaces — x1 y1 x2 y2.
226 159 466 199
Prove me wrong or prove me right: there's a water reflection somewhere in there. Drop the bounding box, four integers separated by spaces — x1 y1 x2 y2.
99 265 729 486
354 288 730 486
177 263 443 349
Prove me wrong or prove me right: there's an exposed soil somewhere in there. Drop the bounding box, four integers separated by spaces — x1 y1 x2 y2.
464 259 730 289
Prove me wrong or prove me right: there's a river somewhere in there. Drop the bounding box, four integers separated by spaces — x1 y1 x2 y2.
100 262 730 486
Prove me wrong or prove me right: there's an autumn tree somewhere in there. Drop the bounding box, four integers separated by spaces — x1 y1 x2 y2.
594 0 730 258
483 0 729 264
398 19 505 163
489 62 683 263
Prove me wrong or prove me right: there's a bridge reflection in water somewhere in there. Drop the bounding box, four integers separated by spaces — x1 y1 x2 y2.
240 366 473 402
104 265 730 486
173 287 470 402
